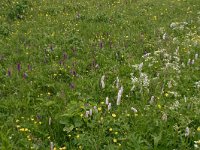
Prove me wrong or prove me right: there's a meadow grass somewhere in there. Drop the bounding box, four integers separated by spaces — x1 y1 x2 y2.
0 0 200 149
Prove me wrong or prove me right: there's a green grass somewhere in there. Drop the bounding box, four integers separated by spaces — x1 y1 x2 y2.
0 0 200 149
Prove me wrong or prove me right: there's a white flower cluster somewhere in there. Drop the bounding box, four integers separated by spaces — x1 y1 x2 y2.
170 21 188 30
194 81 200 89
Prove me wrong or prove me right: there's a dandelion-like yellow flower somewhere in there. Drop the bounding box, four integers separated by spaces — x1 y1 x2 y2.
197 127 200 132
101 102 104 105
165 93 169 97
153 16 157 20
76 135 80 139
59 147 66 150
98 107 102 111
112 114 116 118
16 119 20 123
109 128 113 132
157 104 161 109
115 132 118 135
78 145 82 149
113 138 117 143
19 128 28 132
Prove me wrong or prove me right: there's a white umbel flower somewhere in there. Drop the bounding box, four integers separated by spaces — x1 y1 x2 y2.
161 113 167 121
149 96 155 105
101 75 105 89
131 107 138 113
131 76 138 91
195 53 198 60
50 142 54 150
116 76 120 89
105 97 109 105
108 103 111 111
117 86 123 105
162 33 167 40
85 111 90 118
185 127 190 137
93 106 98 113
89 109 93 116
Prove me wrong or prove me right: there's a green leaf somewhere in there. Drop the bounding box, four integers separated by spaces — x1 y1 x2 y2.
44 101 56 107
73 116 83 127
63 125 74 133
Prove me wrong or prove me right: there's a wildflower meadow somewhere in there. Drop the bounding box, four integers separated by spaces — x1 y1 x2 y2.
0 0 200 149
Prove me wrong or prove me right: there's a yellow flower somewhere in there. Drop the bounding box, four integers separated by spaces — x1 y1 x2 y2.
16 119 20 123
115 132 118 135
76 135 80 139
112 114 116 118
157 104 161 109
59 147 66 150
113 138 117 143
101 102 104 105
16 125 21 128
19 128 28 132
196 140 200 144
165 93 169 97
197 127 200 132
98 107 102 111
109 128 113 132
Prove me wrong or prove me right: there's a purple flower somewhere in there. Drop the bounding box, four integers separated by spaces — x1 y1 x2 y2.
63 52 68 60
59 60 64 65
28 64 32 71
17 63 21 72
109 41 112 49
70 69 77 76
69 83 75 89
50 45 54 51
8 69 11 77
99 41 103 49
